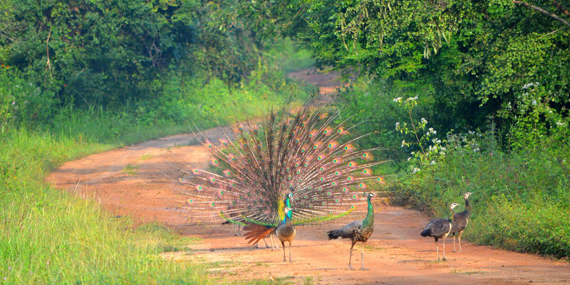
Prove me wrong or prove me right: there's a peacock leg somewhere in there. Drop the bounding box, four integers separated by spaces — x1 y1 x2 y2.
238 224 242 236
281 241 286 262
458 231 463 252
262 237 269 248
289 241 292 262
348 241 356 270
360 242 368 270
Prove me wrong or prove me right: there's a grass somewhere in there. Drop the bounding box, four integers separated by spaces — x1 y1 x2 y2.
397 133 570 258
0 51 311 283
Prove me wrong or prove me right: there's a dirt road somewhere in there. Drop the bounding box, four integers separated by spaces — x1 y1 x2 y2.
47 69 570 284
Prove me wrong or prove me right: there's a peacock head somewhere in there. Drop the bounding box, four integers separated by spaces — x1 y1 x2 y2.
450 203 460 210
367 193 375 200
464 192 473 199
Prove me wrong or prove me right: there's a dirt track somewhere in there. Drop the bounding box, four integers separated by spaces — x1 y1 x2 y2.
47 69 570 284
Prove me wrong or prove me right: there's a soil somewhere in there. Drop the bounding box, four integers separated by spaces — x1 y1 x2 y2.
46 68 570 284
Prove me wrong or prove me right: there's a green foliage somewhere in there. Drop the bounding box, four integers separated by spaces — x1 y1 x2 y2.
398 131 570 257
241 0 570 141
1 0 265 108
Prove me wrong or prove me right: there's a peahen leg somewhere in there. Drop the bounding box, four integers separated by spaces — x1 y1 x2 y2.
458 231 463 252
281 241 286 262
442 234 448 261
262 237 269 248
288 241 292 262
435 238 439 261
348 241 356 270
452 233 457 252
360 242 368 270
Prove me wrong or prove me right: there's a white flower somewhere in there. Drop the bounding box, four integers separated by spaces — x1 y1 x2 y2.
474 148 480 152
421 118 427 124
412 167 421 174
393 97 402 102
430 160 436 165
395 122 400 129
556 121 566 126
428 128 436 135
401 140 406 148
532 99 537 105
441 147 446 151
407 96 418 101
407 157 411 161
468 131 474 135
441 152 446 155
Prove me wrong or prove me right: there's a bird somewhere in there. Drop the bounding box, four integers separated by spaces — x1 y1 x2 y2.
276 207 296 262
451 192 472 252
171 97 385 256
420 202 460 261
327 192 376 270
244 193 294 250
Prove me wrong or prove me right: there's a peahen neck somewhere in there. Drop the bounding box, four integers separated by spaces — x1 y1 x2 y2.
464 196 471 215
362 197 374 228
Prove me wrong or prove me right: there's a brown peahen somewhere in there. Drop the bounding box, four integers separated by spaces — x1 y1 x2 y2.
420 202 460 261
327 192 376 270
451 192 472 252
173 98 385 259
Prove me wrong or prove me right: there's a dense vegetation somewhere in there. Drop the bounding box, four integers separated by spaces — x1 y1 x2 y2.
1 0 569 283
226 0 570 257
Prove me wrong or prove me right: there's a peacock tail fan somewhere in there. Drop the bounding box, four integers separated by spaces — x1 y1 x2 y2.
173 96 386 226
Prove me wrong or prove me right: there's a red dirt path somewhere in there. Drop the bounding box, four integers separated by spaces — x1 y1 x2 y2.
47 69 570 284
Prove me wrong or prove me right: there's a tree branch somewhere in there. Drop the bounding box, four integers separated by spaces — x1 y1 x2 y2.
513 0 570 27
553 1 570 16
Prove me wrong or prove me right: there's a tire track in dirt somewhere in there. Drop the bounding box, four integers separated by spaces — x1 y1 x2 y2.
47 68 570 284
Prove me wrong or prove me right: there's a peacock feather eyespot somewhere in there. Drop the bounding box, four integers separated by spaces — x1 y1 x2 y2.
342 188 349 192
322 202 326 205
335 199 339 203
318 187 323 191
331 182 337 186
358 183 366 188
347 176 353 181
188 199 193 203
335 171 340 175
296 170 301 174
320 167 325 171
196 186 203 191
327 192 332 196
320 177 325 181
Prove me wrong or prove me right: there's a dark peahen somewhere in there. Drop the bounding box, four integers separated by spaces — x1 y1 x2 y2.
420 203 460 261
172 98 385 260
451 192 472 252
327 192 376 270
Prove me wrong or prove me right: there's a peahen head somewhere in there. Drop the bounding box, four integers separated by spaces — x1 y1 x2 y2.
464 192 472 199
450 202 460 210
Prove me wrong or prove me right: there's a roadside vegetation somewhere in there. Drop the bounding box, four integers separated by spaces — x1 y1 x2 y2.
1 0 569 283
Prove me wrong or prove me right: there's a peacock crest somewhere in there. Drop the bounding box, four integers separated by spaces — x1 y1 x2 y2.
173 98 385 228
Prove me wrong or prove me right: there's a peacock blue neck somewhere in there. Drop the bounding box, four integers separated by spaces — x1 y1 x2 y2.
362 196 374 228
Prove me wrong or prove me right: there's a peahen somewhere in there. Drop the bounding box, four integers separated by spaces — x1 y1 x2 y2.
327 192 376 270
451 192 472 252
173 98 385 258
420 202 460 261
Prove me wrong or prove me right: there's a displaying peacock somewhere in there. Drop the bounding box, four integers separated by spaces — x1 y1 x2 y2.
420 203 460 261
172 97 385 258
327 192 376 270
451 192 472 252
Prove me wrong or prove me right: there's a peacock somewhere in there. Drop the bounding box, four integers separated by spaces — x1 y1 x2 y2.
327 192 376 270
451 192 472 252
172 97 385 260
276 207 296 262
420 202 460 261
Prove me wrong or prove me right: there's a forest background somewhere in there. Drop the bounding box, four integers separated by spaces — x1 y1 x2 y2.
0 0 569 283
